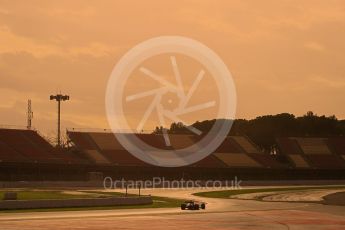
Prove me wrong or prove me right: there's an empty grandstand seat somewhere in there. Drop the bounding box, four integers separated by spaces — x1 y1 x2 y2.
51 149 89 164
306 155 345 169
84 150 110 164
276 137 345 169
276 138 304 155
0 140 28 162
101 150 148 166
22 131 54 152
191 154 227 168
295 138 332 155
327 137 345 155
214 137 245 153
67 132 96 150
0 129 89 164
89 132 124 150
288 154 310 168
192 154 227 168
0 129 57 162
292 138 345 169
214 152 262 168
169 135 195 149
246 153 286 168
136 134 170 149
225 136 285 168
231 136 260 153
68 131 107 163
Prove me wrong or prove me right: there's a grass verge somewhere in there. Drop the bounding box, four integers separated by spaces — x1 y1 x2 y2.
0 190 184 213
193 185 345 199
0 191 94 200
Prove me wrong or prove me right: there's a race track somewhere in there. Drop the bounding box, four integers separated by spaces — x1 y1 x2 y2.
0 187 345 229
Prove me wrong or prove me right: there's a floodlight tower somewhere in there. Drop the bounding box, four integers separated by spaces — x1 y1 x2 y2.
50 94 70 147
27 99 33 130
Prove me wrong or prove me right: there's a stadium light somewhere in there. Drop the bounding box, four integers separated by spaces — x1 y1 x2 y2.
50 94 70 147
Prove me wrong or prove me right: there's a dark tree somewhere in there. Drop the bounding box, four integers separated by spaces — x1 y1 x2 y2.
152 111 345 152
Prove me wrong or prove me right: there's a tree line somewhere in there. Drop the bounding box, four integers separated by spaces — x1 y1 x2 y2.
153 111 345 151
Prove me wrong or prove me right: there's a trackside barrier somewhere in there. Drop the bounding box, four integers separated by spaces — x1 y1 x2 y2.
0 196 152 210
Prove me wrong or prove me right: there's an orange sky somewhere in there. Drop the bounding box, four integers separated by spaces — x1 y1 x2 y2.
0 0 345 135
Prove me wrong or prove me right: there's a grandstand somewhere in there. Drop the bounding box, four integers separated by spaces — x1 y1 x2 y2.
0 128 82 164
67 131 286 169
211 137 261 168
275 137 310 168
276 137 345 169
67 131 149 166
327 137 345 157
296 138 332 155
1 127 345 181
219 136 287 169
326 137 345 166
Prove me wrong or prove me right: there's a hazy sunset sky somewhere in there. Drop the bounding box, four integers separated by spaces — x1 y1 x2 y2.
0 0 345 136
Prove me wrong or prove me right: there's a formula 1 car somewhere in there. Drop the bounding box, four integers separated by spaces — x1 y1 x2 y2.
180 200 206 210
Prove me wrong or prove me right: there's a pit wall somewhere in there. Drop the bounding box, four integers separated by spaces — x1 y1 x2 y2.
0 196 152 210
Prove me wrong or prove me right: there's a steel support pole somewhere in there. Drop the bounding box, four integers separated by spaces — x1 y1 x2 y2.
57 99 61 147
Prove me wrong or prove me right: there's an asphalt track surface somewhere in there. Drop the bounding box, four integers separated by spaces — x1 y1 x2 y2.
0 187 345 230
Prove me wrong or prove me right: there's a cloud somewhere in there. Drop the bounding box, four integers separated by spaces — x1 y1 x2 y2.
0 26 121 58
0 0 345 135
